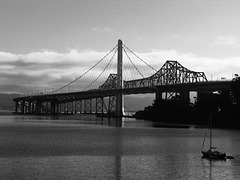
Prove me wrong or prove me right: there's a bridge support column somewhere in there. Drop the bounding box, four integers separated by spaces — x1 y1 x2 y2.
63 103 66 114
20 100 25 114
31 102 35 114
66 102 73 114
96 97 104 114
50 101 56 114
35 100 41 114
108 96 116 115
45 101 49 114
196 92 206 104
75 100 82 114
72 101 75 114
28 101 32 114
84 99 92 114
59 103 63 114
15 101 18 113
72 101 74 114
116 94 123 116
74 101 77 114
180 91 189 104
116 39 123 117
56 103 60 114
156 91 163 100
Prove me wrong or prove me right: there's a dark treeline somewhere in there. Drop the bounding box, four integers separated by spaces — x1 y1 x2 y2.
135 77 240 129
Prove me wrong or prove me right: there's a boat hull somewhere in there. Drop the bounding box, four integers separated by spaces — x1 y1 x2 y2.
202 150 226 160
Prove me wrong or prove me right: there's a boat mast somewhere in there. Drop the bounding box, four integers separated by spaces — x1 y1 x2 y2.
210 112 212 150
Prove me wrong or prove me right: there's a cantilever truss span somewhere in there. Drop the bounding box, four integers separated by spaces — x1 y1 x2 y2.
98 74 117 90
124 60 208 89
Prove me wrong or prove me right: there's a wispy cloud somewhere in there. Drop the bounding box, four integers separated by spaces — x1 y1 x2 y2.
214 35 237 45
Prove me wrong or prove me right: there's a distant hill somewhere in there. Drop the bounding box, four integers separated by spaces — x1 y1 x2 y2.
0 93 21 110
124 95 154 111
0 93 154 112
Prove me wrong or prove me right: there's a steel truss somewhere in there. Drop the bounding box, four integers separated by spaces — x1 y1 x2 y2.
96 97 104 114
75 100 82 114
124 60 208 89
84 99 92 113
98 74 117 90
108 96 116 114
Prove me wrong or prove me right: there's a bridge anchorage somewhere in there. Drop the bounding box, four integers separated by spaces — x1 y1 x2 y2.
13 39 231 117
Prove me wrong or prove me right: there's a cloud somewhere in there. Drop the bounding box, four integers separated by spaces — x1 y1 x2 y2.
214 35 237 45
0 48 240 94
136 49 240 80
0 49 112 93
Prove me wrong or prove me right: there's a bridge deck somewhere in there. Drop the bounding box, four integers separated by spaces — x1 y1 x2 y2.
14 81 231 103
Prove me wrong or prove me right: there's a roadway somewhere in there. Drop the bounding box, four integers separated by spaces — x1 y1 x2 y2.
13 80 232 103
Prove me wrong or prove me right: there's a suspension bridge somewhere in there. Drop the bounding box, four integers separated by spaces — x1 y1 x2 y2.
13 40 232 116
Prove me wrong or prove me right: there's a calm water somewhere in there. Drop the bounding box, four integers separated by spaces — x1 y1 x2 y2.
0 114 240 179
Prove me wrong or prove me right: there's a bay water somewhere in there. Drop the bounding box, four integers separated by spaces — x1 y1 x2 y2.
0 114 240 179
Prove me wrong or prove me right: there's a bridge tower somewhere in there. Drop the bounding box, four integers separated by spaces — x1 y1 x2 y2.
116 39 123 117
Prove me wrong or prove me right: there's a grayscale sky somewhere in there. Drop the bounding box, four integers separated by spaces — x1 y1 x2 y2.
1 0 240 93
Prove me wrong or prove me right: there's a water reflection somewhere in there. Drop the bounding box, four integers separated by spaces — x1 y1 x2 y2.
1 114 240 179
12 114 155 128
200 157 240 180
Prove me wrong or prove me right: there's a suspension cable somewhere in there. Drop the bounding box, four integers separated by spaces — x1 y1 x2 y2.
83 48 118 91
123 46 145 79
123 44 158 72
50 44 118 94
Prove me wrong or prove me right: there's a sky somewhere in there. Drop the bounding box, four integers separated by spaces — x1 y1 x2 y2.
1 0 240 94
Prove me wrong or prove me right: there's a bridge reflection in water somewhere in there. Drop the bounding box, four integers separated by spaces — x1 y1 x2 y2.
1 114 238 179
13 40 231 117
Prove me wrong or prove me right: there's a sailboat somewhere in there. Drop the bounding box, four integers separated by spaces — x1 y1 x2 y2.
201 112 227 160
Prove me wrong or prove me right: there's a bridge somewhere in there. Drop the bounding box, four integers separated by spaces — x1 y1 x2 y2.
13 40 232 116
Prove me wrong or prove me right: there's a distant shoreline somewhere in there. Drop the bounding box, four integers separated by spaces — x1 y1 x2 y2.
0 110 14 115
0 111 238 130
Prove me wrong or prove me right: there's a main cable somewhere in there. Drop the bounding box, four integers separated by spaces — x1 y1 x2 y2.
83 48 118 91
50 44 118 94
123 44 158 72
123 46 145 79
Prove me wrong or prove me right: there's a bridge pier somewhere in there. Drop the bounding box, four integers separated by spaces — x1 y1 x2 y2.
28 101 34 114
74 101 77 114
65 102 70 114
108 96 116 115
196 91 206 104
64 102 68 114
46 102 49 114
71 101 74 114
84 99 92 114
156 91 163 100
67 101 74 114
59 103 63 114
180 91 190 104
15 101 18 113
35 100 41 114
50 100 56 114
21 100 25 114
96 97 104 114
75 100 82 114
31 102 35 114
